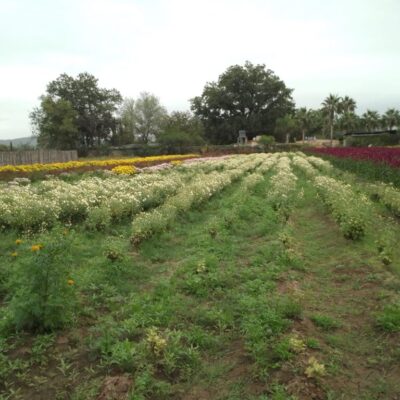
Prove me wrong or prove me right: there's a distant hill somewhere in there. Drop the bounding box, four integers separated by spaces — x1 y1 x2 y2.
0 136 37 148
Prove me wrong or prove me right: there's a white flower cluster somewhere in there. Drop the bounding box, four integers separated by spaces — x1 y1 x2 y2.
0 170 186 230
131 155 264 244
291 155 318 178
306 155 333 173
0 155 265 231
314 175 370 239
364 182 400 217
266 156 299 211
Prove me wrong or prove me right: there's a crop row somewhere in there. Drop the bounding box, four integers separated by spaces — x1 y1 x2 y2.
130 154 273 245
0 154 198 174
292 154 370 240
311 147 400 169
266 156 299 216
0 154 272 232
0 157 239 231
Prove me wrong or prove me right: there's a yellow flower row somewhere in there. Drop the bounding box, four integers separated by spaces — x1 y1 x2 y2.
0 154 198 174
111 165 136 175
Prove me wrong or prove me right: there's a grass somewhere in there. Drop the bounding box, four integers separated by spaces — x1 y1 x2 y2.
310 315 341 331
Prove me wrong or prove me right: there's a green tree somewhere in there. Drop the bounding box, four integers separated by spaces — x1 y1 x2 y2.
131 92 167 143
191 61 294 144
382 108 400 131
340 95 357 114
159 111 205 149
274 114 297 143
295 107 313 142
31 97 79 149
362 110 381 132
322 94 342 146
116 97 136 145
339 111 359 134
30 73 122 151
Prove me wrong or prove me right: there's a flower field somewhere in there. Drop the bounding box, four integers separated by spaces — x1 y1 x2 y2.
0 153 198 175
0 152 400 399
311 146 400 168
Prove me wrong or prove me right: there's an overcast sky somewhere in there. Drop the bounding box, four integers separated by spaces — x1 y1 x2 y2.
1 0 399 139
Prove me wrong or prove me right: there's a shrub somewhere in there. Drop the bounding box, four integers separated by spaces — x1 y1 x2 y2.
7 229 76 332
85 206 112 231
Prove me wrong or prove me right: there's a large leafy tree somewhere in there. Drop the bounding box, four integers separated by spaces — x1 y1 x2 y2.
130 92 168 144
30 97 79 149
115 97 136 145
322 94 341 146
159 111 205 148
191 62 295 144
30 73 122 150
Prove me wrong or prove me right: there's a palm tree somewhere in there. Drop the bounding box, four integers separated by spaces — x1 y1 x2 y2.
382 108 400 131
295 107 312 142
362 110 380 132
322 94 341 146
339 111 359 134
340 96 357 114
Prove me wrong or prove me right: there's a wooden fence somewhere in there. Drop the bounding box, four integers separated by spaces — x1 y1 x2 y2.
0 150 78 166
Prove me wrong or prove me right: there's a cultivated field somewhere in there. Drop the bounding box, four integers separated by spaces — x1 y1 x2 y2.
0 152 399 400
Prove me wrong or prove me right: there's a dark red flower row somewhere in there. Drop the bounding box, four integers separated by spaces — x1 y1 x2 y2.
310 147 400 168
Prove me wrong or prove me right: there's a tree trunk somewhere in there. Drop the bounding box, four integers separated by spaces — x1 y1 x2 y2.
330 123 333 147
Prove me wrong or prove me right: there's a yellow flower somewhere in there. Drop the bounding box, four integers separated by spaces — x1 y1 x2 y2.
111 165 136 175
171 160 183 166
67 279 75 286
15 239 23 245
11 252 18 257
31 244 42 252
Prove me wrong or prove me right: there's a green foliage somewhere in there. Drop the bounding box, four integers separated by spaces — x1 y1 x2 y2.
345 133 400 147
118 92 167 144
85 206 111 231
311 314 341 331
258 135 276 146
7 229 76 332
30 72 122 152
274 114 297 143
191 61 294 144
376 304 400 332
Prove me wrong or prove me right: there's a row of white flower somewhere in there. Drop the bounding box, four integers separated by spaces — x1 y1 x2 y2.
266 156 299 213
130 154 270 244
0 156 242 231
0 154 273 231
292 154 371 240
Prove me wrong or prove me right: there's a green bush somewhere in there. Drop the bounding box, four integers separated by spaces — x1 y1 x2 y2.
376 304 400 332
258 135 276 146
85 206 111 231
8 229 76 332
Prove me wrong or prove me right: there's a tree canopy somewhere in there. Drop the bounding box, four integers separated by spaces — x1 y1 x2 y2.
30 73 122 151
191 61 295 144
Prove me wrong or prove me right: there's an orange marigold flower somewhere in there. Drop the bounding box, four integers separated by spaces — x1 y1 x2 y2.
15 239 23 245
31 244 42 252
67 279 75 286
